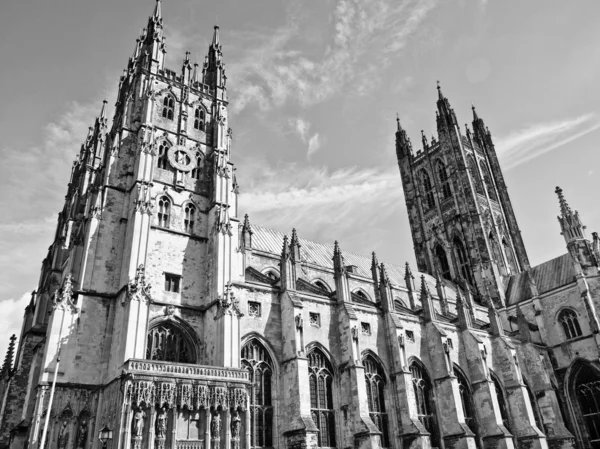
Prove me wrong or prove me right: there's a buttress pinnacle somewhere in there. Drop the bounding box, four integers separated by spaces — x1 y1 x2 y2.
555 186 572 218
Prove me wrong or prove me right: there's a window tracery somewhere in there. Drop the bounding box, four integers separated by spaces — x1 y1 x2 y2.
194 108 205 131
242 340 274 448
364 356 389 447
454 368 476 434
481 163 498 201
308 349 336 448
454 238 473 285
420 170 435 210
491 372 511 432
162 96 175 120
191 155 202 180
436 160 452 199
158 196 170 228
559 309 582 340
467 154 484 195
410 361 438 446
146 322 194 363
184 203 195 234
436 245 451 280
158 143 169 170
575 365 600 448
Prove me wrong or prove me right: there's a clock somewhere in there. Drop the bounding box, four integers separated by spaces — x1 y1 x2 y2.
167 146 194 172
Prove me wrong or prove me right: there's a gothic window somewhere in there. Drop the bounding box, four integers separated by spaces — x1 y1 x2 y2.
491 371 512 432
488 232 504 267
524 379 544 433
575 365 600 448
436 160 452 199
162 95 175 120
146 322 194 363
308 349 336 448
467 154 484 195
313 280 330 293
242 340 274 448
454 238 473 285
193 108 205 131
454 368 476 434
435 245 451 280
410 361 439 447
559 309 583 340
420 170 435 210
353 290 369 302
190 155 202 180
481 163 498 201
158 143 169 170
364 356 389 447
158 196 170 228
264 270 279 283
184 203 195 234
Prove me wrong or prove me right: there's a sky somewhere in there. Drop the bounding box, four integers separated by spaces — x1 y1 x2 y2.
1 0 600 358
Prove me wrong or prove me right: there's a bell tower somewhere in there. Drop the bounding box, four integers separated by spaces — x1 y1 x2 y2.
396 84 530 305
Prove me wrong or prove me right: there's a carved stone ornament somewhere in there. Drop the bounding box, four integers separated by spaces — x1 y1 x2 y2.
228 388 248 411
156 382 176 408
52 274 78 313
215 283 243 320
124 265 152 305
351 326 359 342
295 313 303 331
167 145 194 172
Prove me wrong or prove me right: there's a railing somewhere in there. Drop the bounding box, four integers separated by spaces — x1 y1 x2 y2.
176 440 204 449
124 359 249 381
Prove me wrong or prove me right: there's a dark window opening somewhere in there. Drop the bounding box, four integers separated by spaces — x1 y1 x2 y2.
165 273 181 293
308 349 336 448
436 245 451 280
162 96 175 120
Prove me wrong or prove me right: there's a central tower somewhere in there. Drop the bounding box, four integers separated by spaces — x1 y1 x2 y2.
396 84 530 305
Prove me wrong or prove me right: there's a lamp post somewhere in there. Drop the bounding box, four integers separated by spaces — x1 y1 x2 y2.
98 425 113 449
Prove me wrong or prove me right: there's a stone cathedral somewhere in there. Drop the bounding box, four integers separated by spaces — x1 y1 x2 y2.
2 2 600 449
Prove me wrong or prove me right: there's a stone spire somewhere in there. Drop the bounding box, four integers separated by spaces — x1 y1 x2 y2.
241 214 252 249
456 289 472 330
395 116 413 159
333 241 350 302
487 297 504 337
555 186 586 243
420 275 436 322
204 25 226 90
436 81 459 132
0 335 17 378
371 252 380 300
289 228 301 263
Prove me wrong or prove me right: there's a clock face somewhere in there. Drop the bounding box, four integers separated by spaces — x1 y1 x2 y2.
167 146 194 172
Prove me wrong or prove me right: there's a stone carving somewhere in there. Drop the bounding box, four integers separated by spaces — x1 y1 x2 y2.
155 407 167 439
196 385 209 410
178 384 193 410
231 411 241 449
76 419 88 449
58 421 69 449
351 326 359 341
211 412 221 449
52 274 78 313
125 265 152 305
129 380 156 407
156 382 176 409
215 282 242 319
228 388 248 411
210 387 228 409
133 409 146 437
295 313 303 331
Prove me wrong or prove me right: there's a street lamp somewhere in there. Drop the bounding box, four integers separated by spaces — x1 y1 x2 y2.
98 426 113 449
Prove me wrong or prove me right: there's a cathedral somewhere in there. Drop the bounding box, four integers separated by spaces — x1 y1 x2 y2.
2 2 600 449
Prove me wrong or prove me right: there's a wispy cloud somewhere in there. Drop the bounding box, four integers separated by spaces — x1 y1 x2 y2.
0 292 32 362
229 0 438 113
289 118 322 159
496 113 600 170
239 161 402 238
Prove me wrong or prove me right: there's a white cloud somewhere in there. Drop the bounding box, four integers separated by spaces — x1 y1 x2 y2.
495 113 600 170
229 0 438 113
288 118 322 159
307 134 322 159
0 292 32 365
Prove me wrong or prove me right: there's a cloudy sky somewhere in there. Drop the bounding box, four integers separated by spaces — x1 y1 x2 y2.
1 0 599 356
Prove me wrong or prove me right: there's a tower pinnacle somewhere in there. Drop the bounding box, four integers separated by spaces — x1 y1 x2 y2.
555 186 586 243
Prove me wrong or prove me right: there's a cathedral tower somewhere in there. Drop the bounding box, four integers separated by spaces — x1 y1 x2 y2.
396 84 530 305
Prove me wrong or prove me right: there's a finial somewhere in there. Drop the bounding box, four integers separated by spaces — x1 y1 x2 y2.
421 130 428 148
396 113 400 131
212 24 220 45
333 240 340 254
555 186 571 218
471 102 479 121
152 0 162 22
371 251 378 268
437 80 443 100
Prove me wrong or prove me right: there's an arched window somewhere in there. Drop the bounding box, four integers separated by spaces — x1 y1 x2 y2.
481 163 498 201
420 170 435 210
524 379 544 433
394 299 406 312
559 309 583 340
308 349 336 448
313 280 330 293
436 245 451 280
242 340 274 448
491 371 511 432
353 290 369 302
190 155 202 180
146 322 195 363
454 368 476 433
436 160 452 199
574 364 600 448
162 95 175 120
454 238 473 285
158 143 169 170
264 270 279 283
364 356 389 447
467 155 484 195
184 204 195 234
410 361 439 447
158 196 170 228
193 108 205 131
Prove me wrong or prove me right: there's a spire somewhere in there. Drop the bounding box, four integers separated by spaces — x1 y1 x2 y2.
456 289 472 330
435 271 449 315
421 130 428 149
192 62 200 85
204 25 226 89
332 241 350 301
371 252 380 289
100 99 107 120
419 275 436 321
333 240 344 275
471 103 479 121
241 214 253 249
395 116 412 159
152 0 162 23
486 297 504 336
555 186 586 243
379 263 391 287
0 335 17 378
404 262 415 291
290 228 301 263
437 80 443 101
281 234 290 259
212 25 220 46
435 81 458 130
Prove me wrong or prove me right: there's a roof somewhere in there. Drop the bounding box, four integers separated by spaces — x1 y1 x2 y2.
505 253 577 305
250 224 456 301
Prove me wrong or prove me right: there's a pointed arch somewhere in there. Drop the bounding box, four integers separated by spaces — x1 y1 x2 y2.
183 202 196 234
146 317 198 363
490 370 512 432
352 288 371 302
558 308 583 340
157 140 170 170
312 279 331 293
453 237 473 285
363 353 390 447
435 245 451 280
436 159 452 199
261 267 280 283
466 154 484 195
409 359 439 447
522 376 544 433
162 93 175 120
193 106 206 131
453 364 477 434
307 346 336 448
420 169 435 210
241 338 275 448
157 195 171 228
566 359 600 448
481 162 498 201
190 151 203 180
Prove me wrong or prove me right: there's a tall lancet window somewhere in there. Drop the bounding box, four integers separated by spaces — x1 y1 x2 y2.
242 340 274 448
308 349 336 448
454 368 477 434
420 170 435 210
559 309 582 340
158 196 170 228
183 203 195 234
194 108 205 131
191 155 202 180
481 163 498 201
364 356 389 447
454 238 473 285
502 238 518 273
436 245 451 280
436 160 452 199
575 364 600 448
410 361 439 447
162 95 175 120
467 154 484 195
158 143 169 170
491 371 512 432
146 322 194 363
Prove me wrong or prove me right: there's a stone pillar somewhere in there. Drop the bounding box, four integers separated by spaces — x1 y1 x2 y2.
204 409 211 448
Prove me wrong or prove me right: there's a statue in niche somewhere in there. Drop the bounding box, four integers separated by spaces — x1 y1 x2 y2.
155 407 167 439
231 411 241 438
211 412 221 446
133 409 146 437
58 421 69 449
76 419 88 449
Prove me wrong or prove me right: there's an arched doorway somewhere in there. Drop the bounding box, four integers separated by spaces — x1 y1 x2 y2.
570 362 600 448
